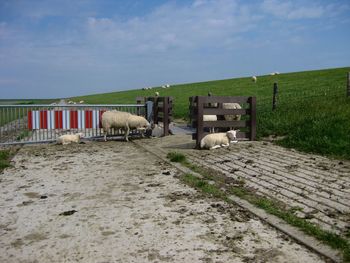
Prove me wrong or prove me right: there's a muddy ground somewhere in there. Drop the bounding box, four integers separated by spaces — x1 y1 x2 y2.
0 141 326 262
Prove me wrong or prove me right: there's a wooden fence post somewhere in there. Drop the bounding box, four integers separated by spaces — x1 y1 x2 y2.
196 96 204 149
272 82 278 110
249 97 256 140
347 72 350 97
163 97 169 136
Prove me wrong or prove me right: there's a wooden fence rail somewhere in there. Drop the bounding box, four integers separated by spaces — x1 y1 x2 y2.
136 96 173 136
189 96 256 148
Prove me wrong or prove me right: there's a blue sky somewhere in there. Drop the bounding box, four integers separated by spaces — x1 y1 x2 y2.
0 0 349 99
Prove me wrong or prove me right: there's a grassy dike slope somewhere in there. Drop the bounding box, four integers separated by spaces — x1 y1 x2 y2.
74 67 350 159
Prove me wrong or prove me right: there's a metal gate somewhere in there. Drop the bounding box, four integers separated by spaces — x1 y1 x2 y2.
0 104 147 145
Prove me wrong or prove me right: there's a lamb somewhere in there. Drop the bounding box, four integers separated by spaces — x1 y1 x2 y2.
222 102 242 121
200 130 238 150
252 76 257 83
57 132 84 145
101 111 151 142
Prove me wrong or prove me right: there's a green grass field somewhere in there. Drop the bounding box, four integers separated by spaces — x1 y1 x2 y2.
74 67 350 159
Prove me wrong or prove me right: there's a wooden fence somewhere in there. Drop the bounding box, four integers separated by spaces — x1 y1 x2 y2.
136 96 173 136
190 96 256 148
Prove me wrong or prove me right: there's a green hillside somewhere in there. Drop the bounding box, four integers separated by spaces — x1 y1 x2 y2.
74 67 350 159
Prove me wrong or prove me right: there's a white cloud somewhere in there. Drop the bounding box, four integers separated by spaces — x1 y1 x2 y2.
84 0 262 56
261 0 325 20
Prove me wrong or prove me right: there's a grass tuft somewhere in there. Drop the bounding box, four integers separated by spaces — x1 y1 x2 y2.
0 150 11 171
166 152 187 163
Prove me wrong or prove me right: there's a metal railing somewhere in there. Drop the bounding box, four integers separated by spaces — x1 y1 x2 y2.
0 104 146 145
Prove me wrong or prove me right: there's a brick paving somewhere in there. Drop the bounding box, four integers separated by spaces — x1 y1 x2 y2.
138 133 350 239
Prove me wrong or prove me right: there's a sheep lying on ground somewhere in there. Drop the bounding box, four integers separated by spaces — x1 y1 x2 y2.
200 130 238 150
222 103 242 121
101 111 151 142
57 132 84 145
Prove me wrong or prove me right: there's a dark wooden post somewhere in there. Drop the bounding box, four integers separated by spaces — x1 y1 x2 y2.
347 72 350 97
153 97 158 124
272 82 278 110
249 97 256 140
163 97 169 136
136 97 145 116
196 96 204 148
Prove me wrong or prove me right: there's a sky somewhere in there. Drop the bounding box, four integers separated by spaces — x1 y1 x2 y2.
0 0 349 99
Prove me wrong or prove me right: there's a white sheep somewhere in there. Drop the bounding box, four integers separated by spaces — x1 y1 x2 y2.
222 103 242 121
79 100 84 104
162 85 166 89
57 132 84 145
252 76 257 83
165 84 170 88
101 111 151 142
155 91 159 97
203 115 217 133
200 130 238 150
68 100 74 104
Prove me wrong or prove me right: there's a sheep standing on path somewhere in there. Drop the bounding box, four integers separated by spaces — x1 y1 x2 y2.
101 111 151 142
57 133 84 145
203 115 217 133
200 130 238 150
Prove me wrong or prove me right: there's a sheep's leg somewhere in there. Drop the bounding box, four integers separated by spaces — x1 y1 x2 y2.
221 143 229 147
104 131 107 142
125 126 130 142
210 145 221 150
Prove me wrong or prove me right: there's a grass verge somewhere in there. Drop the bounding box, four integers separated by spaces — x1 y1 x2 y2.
166 151 350 262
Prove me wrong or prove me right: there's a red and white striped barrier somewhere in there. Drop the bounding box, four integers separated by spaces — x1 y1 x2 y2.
28 110 106 130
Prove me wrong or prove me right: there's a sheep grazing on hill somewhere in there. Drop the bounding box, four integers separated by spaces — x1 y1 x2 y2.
222 102 242 122
162 85 166 89
68 101 74 104
200 130 239 150
57 133 84 145
101 111 151 142
155 91 159 97
252 76 257 83
165 84 170 88
79 100 84 104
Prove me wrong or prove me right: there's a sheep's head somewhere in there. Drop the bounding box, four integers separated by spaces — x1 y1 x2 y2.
226 129 239 142
137 119 151 131
76 132 84 138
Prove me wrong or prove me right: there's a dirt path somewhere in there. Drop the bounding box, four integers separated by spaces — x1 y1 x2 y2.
0 141 326 262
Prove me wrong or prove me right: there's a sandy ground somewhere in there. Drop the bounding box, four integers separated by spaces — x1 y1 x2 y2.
0 141 326 262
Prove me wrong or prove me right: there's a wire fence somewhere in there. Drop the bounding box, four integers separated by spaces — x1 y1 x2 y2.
256 85 346 113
